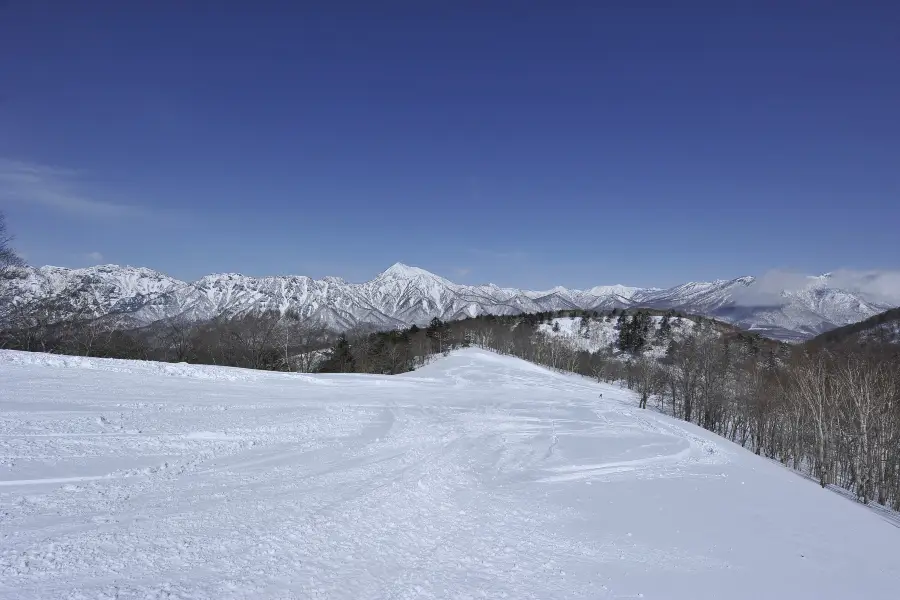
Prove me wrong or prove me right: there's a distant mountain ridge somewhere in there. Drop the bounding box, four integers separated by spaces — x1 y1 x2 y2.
1 262 896 341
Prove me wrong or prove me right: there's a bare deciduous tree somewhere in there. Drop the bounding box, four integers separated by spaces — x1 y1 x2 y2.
632 356 662 409
790 350 837 487
0 211 25 275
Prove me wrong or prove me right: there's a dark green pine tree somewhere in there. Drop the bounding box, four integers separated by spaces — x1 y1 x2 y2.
320 335 355 373
657 312 672 339
426 317 447 342
636 311 652 351
617 317 632 352
618 312 652 354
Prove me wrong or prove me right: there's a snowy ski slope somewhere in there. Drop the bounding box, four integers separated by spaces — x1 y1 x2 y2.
1 349 898 599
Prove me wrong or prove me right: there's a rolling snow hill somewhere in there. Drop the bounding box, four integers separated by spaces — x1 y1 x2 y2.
1 263 896 341
1 348 898 599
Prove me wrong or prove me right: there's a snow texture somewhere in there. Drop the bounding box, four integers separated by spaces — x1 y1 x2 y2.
3 263 896 341
1 348 898 599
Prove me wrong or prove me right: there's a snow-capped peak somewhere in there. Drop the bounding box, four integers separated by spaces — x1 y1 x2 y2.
373 263 457 290
378 262 437 279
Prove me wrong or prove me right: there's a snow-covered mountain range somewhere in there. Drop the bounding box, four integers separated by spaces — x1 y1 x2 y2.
1 263 897 341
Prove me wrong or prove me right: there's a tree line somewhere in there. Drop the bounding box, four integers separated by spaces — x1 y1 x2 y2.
652 325 900 509
0 302 334 372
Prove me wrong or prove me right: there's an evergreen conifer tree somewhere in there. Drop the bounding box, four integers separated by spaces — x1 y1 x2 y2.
320 335 355 372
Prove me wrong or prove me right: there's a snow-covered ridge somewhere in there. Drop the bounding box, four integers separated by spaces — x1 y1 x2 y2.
1 263 896 341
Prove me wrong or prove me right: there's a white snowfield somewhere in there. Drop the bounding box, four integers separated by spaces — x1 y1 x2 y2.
1 350 898 599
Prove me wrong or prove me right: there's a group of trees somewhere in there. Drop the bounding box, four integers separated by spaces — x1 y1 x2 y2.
619 325 900 510
616 310 653 353
771 345 898 507
0 304 333 372
319 318 460 374
158 311 331 371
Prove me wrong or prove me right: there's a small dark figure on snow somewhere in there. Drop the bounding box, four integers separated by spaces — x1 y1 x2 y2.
598 393 603 399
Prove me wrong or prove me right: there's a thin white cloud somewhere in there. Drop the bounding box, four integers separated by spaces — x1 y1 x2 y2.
453 267 471 278
0 158 147 218
827 269 900 305
732 268 900 306
731 270 809 306
85 251 104 262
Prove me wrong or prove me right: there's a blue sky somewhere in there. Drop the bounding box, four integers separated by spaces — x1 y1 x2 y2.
1 2 898 289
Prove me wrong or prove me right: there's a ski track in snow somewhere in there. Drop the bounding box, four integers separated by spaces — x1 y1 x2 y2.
1 349 898 599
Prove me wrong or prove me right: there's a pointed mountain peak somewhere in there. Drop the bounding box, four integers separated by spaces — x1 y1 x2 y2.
378 262 436 279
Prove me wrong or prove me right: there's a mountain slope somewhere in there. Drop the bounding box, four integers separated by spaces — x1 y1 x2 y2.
1 263 896 341
807 307 900 346
0 265 183 321
1 348 898 598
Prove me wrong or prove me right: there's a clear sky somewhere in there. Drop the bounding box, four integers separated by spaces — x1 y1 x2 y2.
1 1 898 289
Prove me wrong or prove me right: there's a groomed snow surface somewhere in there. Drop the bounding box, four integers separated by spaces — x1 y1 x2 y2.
1 349 898 599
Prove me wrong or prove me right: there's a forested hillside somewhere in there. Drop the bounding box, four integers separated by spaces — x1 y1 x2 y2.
809 307 900 346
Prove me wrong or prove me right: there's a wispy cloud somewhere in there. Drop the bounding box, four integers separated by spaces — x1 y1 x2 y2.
0 158 148 218
85 251 104 262
732 268 900 306
731 270 810 306
828 269 900 305
453 267 471 278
